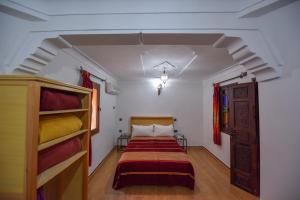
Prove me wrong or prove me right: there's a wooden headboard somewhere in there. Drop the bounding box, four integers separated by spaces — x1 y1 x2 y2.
129 116 173 134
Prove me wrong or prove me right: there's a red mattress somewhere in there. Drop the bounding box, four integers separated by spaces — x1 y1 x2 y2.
113 136 194 189
40 88 82 111
38 137 81 173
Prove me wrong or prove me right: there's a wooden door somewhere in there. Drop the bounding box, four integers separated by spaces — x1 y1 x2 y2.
229 82 259 196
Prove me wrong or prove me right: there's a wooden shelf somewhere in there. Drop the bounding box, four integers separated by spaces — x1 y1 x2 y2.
37 151 87 188
38 129 88 151
39 108 88 115
0 76 90 200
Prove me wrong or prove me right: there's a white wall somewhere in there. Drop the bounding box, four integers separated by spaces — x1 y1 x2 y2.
202 2 300 199
259 67 300 200
116 80 203 146
255 2 300 200
38 48 118 174
0 12 32 73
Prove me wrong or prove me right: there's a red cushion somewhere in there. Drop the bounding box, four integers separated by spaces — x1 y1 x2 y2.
38 137 81 174
40 88 82 111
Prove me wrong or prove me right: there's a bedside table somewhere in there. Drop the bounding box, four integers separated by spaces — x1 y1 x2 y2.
174 134 187 152
117 134 129 151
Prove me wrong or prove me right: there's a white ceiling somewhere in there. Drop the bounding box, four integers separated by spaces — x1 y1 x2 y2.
62 33 234 81
1 0 293 22
76 45 234 81
6 0 245 15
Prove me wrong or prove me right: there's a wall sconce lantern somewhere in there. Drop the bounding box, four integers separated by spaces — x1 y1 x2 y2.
160 69 168 84
157 70 168 96
153 61 175 96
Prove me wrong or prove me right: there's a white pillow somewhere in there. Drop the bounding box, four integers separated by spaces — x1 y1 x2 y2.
154 124 174 137
131 124 154 137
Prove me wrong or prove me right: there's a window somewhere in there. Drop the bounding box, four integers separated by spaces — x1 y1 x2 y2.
220 86 230 133
219 84 236 134
91 82 100 134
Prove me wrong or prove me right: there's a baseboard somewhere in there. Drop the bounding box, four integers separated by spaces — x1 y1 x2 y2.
88 146 116 180
201 146 230 169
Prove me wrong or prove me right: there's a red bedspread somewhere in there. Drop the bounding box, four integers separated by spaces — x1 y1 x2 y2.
113 136 194 189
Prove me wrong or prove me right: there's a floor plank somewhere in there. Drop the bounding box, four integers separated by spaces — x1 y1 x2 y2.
88 147 259 200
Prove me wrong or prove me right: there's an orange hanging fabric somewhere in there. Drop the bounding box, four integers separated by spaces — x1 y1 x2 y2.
213 83 221 145
81 70 93 166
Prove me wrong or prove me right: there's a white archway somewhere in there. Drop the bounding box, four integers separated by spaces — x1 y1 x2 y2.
8 31 282 82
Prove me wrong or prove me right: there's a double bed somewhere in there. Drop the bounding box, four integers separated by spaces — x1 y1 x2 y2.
113 116 195 189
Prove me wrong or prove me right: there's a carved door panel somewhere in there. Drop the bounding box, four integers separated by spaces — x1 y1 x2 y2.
229 82 259 196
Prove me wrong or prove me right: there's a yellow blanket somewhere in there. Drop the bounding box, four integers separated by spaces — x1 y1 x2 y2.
39 114 82 143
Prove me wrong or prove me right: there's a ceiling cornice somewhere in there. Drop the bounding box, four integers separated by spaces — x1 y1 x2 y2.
237 0 297 18
0 0 49 21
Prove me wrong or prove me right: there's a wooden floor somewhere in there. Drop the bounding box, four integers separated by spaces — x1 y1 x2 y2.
88 147 259 200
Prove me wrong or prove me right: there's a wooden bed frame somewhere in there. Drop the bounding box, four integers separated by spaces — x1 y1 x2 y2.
129 116 173 135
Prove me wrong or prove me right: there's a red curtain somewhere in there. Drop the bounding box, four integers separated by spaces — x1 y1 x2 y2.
81 70 93 166
213 83 221 145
